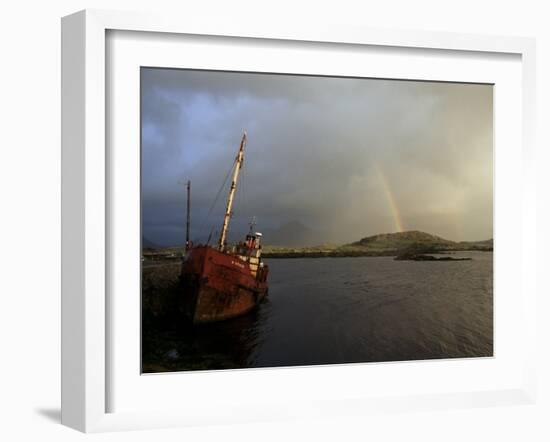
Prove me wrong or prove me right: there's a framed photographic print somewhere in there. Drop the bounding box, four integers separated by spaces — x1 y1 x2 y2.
140 68 494 373
61 9 537 432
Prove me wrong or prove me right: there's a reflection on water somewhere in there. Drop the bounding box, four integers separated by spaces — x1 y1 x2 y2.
142 251 493 372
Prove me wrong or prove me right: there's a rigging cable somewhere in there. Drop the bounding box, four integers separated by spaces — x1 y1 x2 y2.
201 155 237 242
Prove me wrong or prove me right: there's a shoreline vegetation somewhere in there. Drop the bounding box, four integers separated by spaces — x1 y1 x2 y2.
142 230 492 262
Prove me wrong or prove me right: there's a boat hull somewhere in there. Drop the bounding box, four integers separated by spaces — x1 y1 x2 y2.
180 246 268 323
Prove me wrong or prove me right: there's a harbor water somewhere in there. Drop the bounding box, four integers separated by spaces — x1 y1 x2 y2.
142 251 493 372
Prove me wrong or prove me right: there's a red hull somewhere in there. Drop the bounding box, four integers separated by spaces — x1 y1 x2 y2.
180 245 269 323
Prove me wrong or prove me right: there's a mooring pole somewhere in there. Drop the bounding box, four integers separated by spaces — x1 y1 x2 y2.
186 180 191 251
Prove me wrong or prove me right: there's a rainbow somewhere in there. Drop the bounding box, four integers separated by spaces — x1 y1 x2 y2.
376 166 404 233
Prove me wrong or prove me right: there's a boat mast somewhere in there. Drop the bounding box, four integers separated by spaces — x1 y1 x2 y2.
219 131 247 250
185 180 191 251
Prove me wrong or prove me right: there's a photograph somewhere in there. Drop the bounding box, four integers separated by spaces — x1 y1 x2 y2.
140 67 494 373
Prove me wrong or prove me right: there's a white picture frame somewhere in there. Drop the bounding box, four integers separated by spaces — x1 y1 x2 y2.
61 9 537 433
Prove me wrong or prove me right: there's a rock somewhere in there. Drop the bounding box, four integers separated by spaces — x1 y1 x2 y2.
394 252 472 261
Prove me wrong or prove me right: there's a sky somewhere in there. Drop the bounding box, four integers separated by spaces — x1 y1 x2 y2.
141 68 493 247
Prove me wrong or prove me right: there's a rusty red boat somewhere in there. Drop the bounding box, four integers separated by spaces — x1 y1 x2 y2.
179 132 269 323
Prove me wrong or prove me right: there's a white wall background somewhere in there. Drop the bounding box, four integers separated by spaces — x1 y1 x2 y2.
0 1 548 441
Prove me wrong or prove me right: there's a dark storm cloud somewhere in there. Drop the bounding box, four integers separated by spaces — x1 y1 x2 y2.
141 68 493 246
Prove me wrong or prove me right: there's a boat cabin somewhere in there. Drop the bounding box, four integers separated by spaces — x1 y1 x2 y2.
233 232 264 277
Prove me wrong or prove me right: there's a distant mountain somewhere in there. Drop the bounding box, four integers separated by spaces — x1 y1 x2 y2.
263 220 321 247
142 236 160 249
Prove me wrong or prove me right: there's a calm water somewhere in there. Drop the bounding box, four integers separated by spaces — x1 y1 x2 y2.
142 251 493 372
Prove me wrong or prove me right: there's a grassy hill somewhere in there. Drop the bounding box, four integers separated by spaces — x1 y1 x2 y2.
349 230 455 251
262 230 492 258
